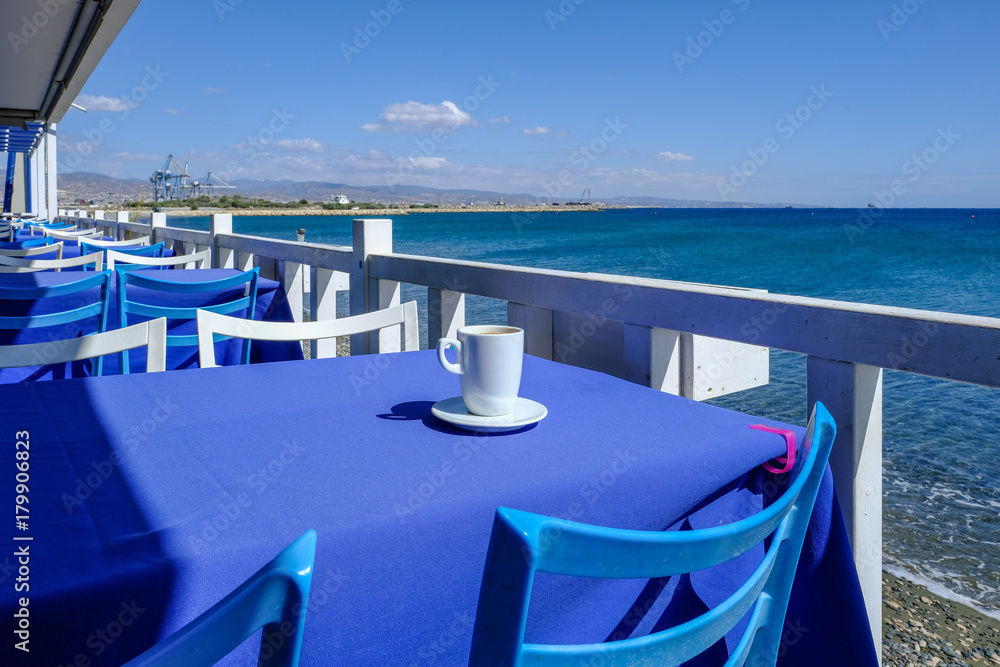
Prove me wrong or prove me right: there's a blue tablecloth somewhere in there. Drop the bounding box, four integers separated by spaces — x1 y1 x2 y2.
0 269 303 382
0 351 877 665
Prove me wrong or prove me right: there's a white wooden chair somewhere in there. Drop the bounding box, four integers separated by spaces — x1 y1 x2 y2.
107 248 211 270
0 318 167 374
80 235 151 248
0 251 104 273
30 222 73 235
0 241 64 260
45 228 103 243
196 301 419 368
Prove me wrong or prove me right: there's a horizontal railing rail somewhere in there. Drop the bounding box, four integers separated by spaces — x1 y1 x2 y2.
371 252 1000 388
216 233 353 272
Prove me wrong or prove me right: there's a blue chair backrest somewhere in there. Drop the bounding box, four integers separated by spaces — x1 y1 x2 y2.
81 241 166 269
116 267 260 372
468 403 837 667
122 529 317 667
0 271 113 375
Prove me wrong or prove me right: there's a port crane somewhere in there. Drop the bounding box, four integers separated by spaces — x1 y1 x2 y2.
149 155 190 201
189 171 236 198
579 188 590 205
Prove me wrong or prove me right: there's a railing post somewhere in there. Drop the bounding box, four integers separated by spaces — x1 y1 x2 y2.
310 268 348 358
282 260 304 324
350 218 396 354
807 357 883 657
236 251 254 271
428 289 465 345
507 303 553 359
623 325 682 394
150 211 166 247
210 213 234 269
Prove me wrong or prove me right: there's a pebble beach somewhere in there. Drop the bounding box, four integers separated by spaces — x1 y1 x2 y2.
883 572 1000 666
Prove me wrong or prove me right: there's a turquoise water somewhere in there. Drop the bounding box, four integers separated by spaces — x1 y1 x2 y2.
163 207 1000 612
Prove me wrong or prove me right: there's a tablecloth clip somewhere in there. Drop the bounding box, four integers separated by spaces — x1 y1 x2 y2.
748 424 796 474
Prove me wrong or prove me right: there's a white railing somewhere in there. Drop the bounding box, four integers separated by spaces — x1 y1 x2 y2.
60 212 1000 653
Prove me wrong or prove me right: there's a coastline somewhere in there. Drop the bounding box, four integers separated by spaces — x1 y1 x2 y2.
123 205 626 217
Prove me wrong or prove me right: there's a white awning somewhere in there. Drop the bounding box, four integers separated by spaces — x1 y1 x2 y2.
0 0 142 132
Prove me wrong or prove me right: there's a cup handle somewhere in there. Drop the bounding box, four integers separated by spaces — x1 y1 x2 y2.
437 337 463 374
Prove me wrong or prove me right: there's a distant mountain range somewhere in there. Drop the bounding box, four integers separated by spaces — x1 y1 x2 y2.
58 171 808 208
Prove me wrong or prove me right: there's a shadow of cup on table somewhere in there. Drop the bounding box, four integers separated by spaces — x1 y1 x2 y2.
376 400 538 437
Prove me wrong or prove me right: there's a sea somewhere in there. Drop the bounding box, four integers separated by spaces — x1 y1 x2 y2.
158 207 1000 615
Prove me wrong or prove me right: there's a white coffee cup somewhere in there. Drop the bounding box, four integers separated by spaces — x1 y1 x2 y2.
437 326 524 416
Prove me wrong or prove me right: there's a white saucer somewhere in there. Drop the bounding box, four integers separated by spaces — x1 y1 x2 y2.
431 396 547 433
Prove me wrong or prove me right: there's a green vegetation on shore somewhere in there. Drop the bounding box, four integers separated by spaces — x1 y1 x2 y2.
122 194 405 211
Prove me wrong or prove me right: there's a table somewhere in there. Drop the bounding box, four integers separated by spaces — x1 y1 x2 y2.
0 351 877 666
0 269 303 382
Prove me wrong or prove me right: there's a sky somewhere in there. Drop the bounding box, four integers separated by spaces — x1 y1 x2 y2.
58 0 1000 207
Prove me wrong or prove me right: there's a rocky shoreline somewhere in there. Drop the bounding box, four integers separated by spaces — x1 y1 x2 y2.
883 571 1000 665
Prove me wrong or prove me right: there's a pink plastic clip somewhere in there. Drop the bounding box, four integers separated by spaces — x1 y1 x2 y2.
748 424 797 474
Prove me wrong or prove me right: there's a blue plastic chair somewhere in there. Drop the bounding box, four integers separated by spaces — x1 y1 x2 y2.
116 267 260 372
468 403 837 667
81 241 165 269
123 529 317 667
0 271 113 374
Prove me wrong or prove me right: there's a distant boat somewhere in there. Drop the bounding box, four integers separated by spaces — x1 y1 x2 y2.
868 202 877 208
332 192 349 205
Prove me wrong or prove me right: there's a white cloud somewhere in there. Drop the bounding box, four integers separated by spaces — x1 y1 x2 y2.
360 123 383 132
656 151 695 162
271 138 327 153
113 152 161 161
523 126 550 136
203 86 227 95
74 94 134 112
488 116 511 124
163 108 186 115
407 156 447 170
376 101 475 130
